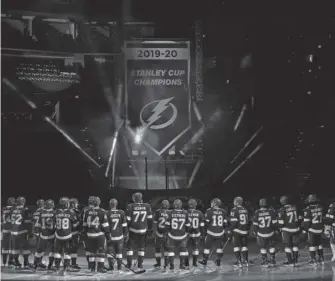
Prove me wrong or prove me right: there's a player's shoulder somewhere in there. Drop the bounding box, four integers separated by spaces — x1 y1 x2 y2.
206 207 212 213
144 202 151 208
118 209 125 215
127 203 134 209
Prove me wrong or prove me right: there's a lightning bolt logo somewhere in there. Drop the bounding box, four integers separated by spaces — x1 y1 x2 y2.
145 97 175 128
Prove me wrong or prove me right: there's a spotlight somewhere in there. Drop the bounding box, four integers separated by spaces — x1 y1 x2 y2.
134 134 142 144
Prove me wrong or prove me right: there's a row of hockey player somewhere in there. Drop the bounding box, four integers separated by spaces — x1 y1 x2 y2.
1 193 335 273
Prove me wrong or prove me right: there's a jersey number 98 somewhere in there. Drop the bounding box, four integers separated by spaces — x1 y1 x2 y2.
56 218 70 230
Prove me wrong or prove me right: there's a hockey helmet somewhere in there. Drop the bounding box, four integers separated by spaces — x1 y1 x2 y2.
161 200 170 209
46 199 55 209
16 196 26 206
280 196 289 206
132 192 143 203
109 198 118 209
188 199 197 209
37 199 45 209
59 197 70 208
173 199 182 209
211 198 221 208
233 197 243 207
7 197 16 206
259 198 267 208
307 194 317 204
70 198 79 209
88 196 96 206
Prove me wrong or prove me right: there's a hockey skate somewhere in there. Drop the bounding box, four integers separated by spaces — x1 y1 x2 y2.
260 261 268 268
233 260 243 269
71 264 81 271
308 259 317 266
242 260 249 267
317 257 324 265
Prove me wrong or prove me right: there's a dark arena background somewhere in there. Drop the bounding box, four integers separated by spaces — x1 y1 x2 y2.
1 0 335 280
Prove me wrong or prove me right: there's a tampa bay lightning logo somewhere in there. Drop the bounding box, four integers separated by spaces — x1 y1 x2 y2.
140 97 178 130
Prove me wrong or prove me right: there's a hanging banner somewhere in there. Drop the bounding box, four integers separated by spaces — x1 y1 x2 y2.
125 41 191 156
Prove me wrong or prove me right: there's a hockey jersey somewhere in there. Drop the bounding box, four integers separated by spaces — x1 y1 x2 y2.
39 209 56 239
166 209 190 240
32 208 44 234
303 204 324 234
9 205 32 235
229 206 249 235
1 205 14 233
126 203 153 234
325 203 335 227
54 208 77 240
106 209 127 241
70 208 82 235
252 207 278 238
153 209 170 238
278 204 302 233
205 207 227 237
83 207 109 238
188 209 205 238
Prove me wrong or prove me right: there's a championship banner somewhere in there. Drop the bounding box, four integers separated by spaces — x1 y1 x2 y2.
125 41 191 156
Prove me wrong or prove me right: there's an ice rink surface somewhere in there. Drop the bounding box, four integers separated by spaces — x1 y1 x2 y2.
1 249 334 281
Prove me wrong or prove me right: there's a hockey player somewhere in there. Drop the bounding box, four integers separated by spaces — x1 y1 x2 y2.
302 194 324 265
252 198 278 267
1 197 16 267
165 199 190 270
106 198 128 272
229 196 250 268
324 201 335 262
126 192 153 270
10 196 32 269
186 199 204 268
199 198 227 268
153 200 170 269
277 195 302 266
33 199 56 271
82 196 110 273
69 198 81 269
32 199 45 236
81 196 96 268
54 197 78 273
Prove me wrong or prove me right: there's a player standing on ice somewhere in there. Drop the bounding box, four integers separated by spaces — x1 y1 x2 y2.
1 197 16 267
229 196 250 268
126 192 153 270
69 198 81 270
106 198 128 272
33 199 56 271
165 199 190 271
252 198 278 267
153 200 170 269
53 197 78 274
302 194 324 266
186 199 205 269
81 196 96 269
82 196 110 273
199 198 227 269
32 199 45 237
324 200 335 262
9 196 33 269
277 195 302 266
